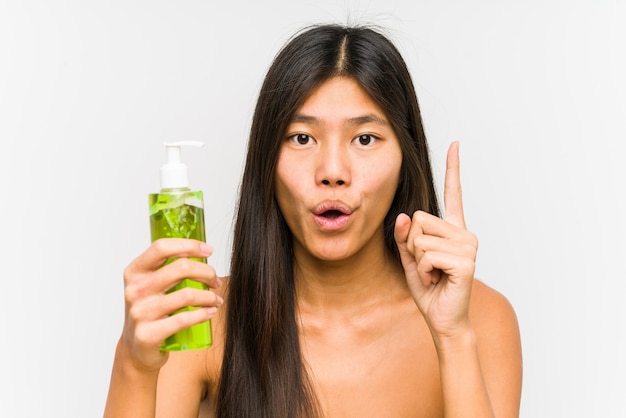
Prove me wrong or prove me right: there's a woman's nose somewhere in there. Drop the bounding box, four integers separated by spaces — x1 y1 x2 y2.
316 142 351 187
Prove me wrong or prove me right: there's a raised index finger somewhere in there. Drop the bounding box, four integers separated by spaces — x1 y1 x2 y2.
443 141 466 228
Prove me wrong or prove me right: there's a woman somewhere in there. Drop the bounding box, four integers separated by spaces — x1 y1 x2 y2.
105 24 522 417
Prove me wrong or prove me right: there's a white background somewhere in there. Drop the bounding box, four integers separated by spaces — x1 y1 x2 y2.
1 1 624 417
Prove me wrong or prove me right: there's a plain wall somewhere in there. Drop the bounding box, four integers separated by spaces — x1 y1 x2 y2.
1 0 624 416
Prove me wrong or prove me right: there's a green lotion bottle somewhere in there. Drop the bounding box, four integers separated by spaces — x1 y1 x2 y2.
148 141 212 351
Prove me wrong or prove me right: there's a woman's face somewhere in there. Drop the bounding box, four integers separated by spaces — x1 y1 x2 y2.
275 76 402 263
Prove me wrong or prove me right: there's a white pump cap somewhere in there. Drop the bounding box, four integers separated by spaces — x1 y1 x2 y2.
160 141 204 189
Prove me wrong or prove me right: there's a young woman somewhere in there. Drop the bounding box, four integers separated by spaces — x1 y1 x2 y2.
105 24 522 418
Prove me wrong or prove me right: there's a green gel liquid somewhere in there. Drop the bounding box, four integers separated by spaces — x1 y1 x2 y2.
149 189 212 351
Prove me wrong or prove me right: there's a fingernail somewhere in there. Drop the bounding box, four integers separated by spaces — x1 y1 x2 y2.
207 307 218 316
200 243 213 255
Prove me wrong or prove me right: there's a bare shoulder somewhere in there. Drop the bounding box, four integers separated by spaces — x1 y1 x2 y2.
470 279 523 418
469 278 522 364
156 347 211 417
469 278 520 336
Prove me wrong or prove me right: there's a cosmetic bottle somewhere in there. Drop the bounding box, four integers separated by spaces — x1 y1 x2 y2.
148 140 212 351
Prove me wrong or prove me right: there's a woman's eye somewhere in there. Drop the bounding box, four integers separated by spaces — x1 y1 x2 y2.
288 133 313 145
353 134 378 146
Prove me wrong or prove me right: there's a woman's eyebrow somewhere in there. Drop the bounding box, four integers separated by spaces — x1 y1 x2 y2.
346 114 388 126
290 114 320 125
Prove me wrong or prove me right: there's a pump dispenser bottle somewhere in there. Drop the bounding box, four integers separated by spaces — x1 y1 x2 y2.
148 141 212 351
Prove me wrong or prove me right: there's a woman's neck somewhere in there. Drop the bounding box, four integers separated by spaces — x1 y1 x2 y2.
293 238 408 316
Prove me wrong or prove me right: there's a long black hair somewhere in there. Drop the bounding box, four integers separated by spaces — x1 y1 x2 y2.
216 24 440 418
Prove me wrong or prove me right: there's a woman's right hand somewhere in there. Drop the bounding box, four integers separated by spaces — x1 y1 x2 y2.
119 238 223 373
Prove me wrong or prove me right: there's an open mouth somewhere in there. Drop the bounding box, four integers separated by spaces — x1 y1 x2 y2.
320 209 345 219
313 201 353 230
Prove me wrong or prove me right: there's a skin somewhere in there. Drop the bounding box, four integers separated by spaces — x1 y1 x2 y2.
104 77 522 418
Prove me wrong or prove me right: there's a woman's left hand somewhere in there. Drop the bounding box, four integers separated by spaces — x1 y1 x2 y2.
394 141 478 345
